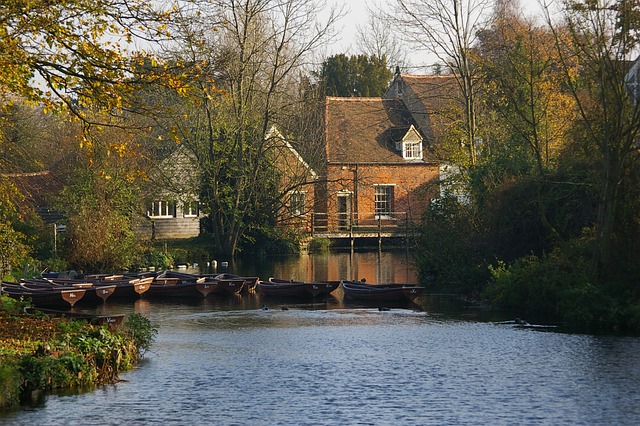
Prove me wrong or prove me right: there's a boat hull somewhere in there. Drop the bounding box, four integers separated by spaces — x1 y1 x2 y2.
341 281 424 302
259 279 339 298
1 282 87 309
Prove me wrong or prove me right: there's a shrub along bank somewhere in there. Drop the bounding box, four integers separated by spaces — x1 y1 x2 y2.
0 295 156 410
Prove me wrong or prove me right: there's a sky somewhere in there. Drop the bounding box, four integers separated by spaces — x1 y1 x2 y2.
324 0 442 71
326 0 546 72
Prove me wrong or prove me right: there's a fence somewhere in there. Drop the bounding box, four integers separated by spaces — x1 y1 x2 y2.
310 212 413 245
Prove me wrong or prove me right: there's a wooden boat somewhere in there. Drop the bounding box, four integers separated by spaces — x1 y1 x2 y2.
121 276 155 298
214 277 245 295
341 280 425 302
24 278 118 305
258 278 339 298
154 271 245 297
145 271 215 298
39 275 152 301
214 273 259 292
303 280 340 297
23 307 125 328
257 279 306 297
268 278 340 297
1 281 86 309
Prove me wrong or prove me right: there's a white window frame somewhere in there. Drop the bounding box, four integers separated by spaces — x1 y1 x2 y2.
374 184 394 219
290 191 306 217
403 140 422 160
148 200 176 218
183 200 199 218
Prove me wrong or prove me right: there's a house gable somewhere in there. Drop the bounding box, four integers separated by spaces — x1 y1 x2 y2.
266 126 318 180
384 73 459 147
266 126 317 226
137 146 202 240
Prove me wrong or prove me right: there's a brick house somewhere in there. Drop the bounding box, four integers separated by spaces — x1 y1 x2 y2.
312 72 457 236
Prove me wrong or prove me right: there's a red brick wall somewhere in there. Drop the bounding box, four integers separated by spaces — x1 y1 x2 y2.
320 163 439 229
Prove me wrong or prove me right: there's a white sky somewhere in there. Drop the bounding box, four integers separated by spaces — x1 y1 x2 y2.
327 0 546 71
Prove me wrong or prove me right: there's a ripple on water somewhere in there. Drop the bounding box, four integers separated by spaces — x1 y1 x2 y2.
2 307 640 425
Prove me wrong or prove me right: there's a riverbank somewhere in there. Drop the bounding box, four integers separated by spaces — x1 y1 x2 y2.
0 295 156 410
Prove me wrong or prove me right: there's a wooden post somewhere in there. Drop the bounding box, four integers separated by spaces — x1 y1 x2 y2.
53 223 57 257
350 211 354 251
405 212 410 253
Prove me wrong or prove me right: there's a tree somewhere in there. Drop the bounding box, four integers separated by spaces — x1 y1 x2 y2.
355 12 408 69
0 99 78 173
0 0 172 120
319 53 393 97
0 177 31 280
155 0 342 256
387 0 494 165
544 0 640 279
60 119 148 272
475 2 579 248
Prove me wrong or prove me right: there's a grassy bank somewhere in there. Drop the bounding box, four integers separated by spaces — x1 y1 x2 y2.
0 296 156 410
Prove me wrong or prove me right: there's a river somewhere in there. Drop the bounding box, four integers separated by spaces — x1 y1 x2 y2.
2 251 640 425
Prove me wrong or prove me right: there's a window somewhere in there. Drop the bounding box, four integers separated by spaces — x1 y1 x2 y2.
148 201 176 218
374 185 394 218
183 201 199 218
290 192 306 216
404 141 422 160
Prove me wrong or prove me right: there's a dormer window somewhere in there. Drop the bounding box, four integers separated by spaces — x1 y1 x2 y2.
395 125 423 161
404 141 422 160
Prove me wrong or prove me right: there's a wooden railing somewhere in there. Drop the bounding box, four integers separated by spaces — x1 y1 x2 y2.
310 212 412 238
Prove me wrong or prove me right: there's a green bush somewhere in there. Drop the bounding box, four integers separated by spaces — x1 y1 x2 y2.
0 361 21 409
140 249 174 269
308 238 331 253
485 244 640 332
123 313 157 356
40 257 69 274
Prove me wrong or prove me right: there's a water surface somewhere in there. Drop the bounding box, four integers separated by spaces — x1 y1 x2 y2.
2 252 639 425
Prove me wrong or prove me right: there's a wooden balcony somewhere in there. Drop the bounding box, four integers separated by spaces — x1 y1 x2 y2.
310 212 414 248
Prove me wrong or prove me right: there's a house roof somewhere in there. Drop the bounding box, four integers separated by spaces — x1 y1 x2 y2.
325 97 436 164
4 169 65 209
397 74 458 114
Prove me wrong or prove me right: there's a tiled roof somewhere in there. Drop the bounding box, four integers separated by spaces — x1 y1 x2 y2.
5 170 64 209
398 74 458 113
325 97 429 164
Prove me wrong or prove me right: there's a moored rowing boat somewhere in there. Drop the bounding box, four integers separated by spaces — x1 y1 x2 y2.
1 281 87 309
341 280 425 302
258 278 339 298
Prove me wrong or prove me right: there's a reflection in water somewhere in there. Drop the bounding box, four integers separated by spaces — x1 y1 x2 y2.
3 301 640 426
3 252 640 425
214 250 418 284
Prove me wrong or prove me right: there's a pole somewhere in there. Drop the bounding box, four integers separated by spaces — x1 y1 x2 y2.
53 223 57 258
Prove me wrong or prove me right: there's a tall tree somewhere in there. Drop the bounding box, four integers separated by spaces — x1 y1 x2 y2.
60 118 148 272
475 3 578 245
158 0 341 255
0 0 171 120
319 53 393 97
545 0 640 279
356 12 408 69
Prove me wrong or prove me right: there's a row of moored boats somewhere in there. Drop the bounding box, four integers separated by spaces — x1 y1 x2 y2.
0 271 425 310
